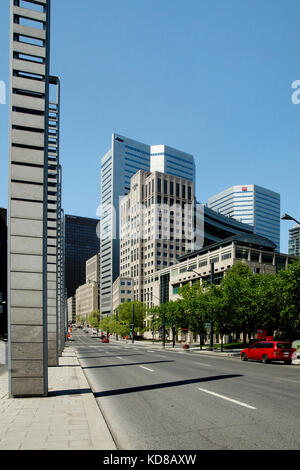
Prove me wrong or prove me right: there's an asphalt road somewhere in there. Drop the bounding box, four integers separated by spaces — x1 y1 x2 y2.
72 330 300 451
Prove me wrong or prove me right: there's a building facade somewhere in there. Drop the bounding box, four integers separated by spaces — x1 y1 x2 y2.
120 170 198 306
143 233 297 341
67 296 76 325
0 209 7 338
207 185 280 251
73 253 100 323
288 225 300 257
99 133 195 315
150 144 195 184
65 215 99 298
112 277 134 314
75 282 99 324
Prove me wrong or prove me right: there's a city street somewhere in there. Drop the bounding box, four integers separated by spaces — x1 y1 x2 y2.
73 330 300 450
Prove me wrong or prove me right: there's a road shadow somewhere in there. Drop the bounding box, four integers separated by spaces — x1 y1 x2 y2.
82 360 173 370
94 374 243 398
48 388 91 397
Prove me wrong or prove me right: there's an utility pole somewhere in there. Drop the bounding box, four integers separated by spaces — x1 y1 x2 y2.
131 302 134 344
210 262 215 350
116 309 118 341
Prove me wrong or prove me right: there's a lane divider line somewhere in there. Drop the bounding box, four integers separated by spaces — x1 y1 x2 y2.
139 365 154 372
197 387 257 410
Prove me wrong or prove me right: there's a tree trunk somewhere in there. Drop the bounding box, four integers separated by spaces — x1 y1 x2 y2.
172 327 176 348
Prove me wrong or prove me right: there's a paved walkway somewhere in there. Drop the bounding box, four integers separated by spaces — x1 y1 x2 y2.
0 342 117 450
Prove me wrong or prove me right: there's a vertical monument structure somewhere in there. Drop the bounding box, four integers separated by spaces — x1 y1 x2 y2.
8 0 51 396
47 76 60 366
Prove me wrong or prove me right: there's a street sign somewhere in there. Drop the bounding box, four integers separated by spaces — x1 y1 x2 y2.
205 323 211 329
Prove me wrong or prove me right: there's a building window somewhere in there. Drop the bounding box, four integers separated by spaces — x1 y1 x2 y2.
173 284 180 295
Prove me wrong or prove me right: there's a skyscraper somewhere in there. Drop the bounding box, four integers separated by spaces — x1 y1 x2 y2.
119 170 196 304
99 133 195 315
207 185 280 250
150 144 195 183
65 215 99 298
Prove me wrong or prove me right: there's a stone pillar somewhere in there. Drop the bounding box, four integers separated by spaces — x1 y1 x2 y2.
47 76 60 366
8 0 51 397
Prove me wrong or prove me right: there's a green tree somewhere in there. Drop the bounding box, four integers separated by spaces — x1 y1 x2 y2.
117 301 147 336
277 260 300 340
220 263 257 344
165 299 187 347
179 282 209 349
88 310 100 328
147 306 161 341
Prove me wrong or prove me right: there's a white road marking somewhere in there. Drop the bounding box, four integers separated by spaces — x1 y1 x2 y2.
116 356 124 360
198 387 257 410
139 365 154 372
196 362 212 367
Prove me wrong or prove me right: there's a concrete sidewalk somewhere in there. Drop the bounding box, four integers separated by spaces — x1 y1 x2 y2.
0 342 117 450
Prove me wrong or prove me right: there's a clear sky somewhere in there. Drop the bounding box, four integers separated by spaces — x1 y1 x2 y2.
0 0 299 252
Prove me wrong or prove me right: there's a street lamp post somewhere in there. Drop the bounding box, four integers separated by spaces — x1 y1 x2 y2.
281 213 300 225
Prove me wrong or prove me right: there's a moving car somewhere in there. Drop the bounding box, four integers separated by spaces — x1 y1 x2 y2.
91 329 98 337
240 340 296 364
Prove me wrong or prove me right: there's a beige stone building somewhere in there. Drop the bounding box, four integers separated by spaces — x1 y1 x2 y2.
144 233 297 341
112 277 134 314
75 253 100 323
76 282 99 323
67 296 76 324
119 170 198 308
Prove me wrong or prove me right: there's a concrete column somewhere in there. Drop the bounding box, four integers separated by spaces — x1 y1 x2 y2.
8 0 51 397
47 76 60 366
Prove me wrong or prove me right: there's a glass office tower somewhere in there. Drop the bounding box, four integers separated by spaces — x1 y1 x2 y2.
65 215 99 298
207 184 280 251
99 133 196 315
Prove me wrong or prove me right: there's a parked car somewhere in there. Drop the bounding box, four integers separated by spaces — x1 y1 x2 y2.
240 340 296 364
102 337 109 343
91 329 98 337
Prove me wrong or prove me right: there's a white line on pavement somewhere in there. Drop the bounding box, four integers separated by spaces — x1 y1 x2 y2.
196 362 212 367
139 365 154 372
198 387 257 410
116 357 124 360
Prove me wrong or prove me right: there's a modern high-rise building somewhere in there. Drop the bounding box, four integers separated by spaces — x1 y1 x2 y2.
288 225 300 257
65 215 99 298
99 133 195 315
207 185 280 250
150 144 195 183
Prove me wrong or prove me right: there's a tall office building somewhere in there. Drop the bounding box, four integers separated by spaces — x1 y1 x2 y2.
99 133 195 315
65 215 99 298
150 144 195 183
207 185 280 250
288 225 300 257
119 170 196 304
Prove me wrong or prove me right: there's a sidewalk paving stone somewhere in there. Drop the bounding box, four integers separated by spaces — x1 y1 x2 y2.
0 342 117 450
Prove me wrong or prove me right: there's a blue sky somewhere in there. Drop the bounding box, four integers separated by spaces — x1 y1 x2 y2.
0 0 299 252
